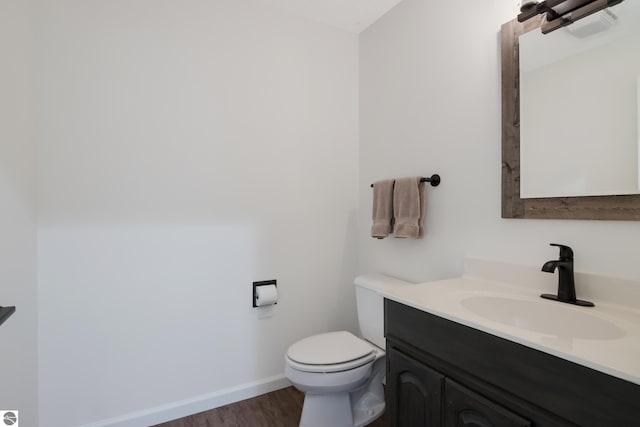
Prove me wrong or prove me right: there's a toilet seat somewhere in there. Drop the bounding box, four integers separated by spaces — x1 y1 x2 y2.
286 331 376 373
286 352 376 373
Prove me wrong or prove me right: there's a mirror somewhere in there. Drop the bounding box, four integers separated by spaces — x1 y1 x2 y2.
501 13 640 220
519 1 640 198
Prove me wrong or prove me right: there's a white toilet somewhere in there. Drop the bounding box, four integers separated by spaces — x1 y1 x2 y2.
284 274 411 427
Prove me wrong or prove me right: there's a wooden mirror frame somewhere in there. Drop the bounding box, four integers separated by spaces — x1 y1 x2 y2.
501 17 640 220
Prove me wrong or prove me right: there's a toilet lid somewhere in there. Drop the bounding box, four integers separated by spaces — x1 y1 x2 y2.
287 331 375 365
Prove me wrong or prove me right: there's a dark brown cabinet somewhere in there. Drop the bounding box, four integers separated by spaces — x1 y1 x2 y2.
385 299 640 427
387 345 532 427
445 380 530 427
387 347 443 426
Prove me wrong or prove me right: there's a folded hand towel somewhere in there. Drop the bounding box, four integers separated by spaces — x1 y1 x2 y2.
393 176 424 239
371 179 394 239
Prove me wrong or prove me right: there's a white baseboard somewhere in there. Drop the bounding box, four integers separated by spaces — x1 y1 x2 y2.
79 374 291 427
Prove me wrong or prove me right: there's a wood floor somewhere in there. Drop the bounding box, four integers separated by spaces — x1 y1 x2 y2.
154 386 386 427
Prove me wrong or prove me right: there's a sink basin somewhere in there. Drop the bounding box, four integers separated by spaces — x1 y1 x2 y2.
461 296 625 340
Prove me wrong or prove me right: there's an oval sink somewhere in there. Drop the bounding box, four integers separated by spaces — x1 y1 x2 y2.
461 296 625 340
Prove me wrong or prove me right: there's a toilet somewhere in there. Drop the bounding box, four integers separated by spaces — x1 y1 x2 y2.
284 274 411 427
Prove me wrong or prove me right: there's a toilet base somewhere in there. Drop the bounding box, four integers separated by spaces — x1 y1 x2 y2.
297 356 386 427
299 392 353 427
351 356 385 427
298 385 385 427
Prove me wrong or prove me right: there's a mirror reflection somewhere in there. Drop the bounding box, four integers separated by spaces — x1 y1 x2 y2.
519 1 640 198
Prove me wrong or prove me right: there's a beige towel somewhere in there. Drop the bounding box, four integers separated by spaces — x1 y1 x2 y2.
371 179 394 239
393 176 424 238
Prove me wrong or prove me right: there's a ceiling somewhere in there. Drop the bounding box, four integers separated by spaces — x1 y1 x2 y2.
254 0 405 33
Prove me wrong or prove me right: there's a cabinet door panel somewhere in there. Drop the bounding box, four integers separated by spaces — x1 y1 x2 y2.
388 347 443 427
445 380 531 427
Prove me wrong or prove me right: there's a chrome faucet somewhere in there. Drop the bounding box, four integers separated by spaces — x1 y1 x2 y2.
541 243 594 307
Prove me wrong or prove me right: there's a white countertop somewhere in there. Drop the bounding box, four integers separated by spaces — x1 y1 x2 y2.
379 259 640 386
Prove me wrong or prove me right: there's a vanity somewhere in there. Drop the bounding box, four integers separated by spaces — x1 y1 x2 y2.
380 259 640 427
379 3 640 423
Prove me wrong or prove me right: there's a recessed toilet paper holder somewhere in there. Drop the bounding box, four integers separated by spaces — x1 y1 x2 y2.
0 306 16 327
253 280 277 307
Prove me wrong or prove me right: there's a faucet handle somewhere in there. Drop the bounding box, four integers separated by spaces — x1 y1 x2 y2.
550 243 573 261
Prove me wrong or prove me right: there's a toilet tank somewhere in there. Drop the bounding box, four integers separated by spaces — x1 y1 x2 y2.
354 274 412 349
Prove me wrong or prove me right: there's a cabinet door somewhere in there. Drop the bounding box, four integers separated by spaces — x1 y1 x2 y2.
387 347 444 427
445 380 531 427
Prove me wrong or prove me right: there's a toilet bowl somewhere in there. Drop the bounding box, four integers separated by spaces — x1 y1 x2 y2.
285 331 386 427
284 274 412 427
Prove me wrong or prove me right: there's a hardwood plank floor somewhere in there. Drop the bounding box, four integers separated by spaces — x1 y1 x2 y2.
154 386 386 427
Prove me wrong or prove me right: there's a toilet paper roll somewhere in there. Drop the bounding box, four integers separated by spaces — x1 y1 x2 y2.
255 284 278 307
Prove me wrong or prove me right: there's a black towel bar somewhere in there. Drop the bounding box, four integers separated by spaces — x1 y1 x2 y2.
370 174 441 188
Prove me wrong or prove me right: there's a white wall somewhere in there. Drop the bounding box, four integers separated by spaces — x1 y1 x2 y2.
36 1 359 426
359 0 640 283
0 1 38 426
16 1 640 425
